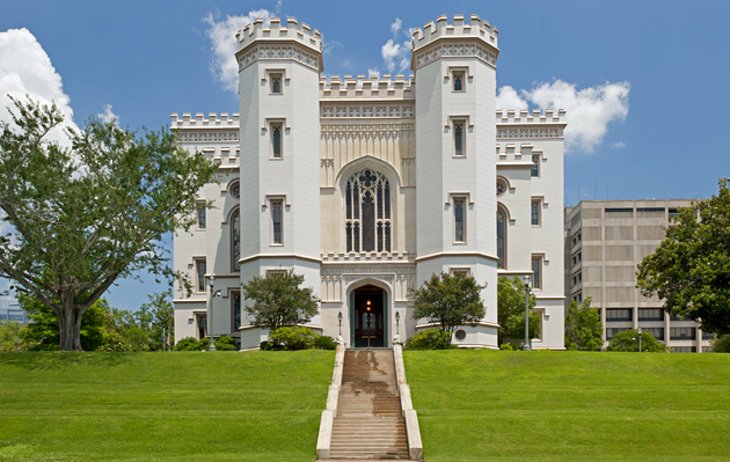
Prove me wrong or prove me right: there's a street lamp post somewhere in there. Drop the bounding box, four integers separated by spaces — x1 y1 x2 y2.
338 311 343 337
395 311 401 343
521 274 532 351
207 274 221 352
637 327 642 353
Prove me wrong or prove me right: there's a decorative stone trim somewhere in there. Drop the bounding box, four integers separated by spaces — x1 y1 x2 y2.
316 344 345 460
237 44 320 72
321 104 415 118
414 42 497 69
393 343 424 461
497 126 564 140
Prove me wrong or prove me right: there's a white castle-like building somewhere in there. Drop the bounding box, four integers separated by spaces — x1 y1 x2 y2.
172 14 566 350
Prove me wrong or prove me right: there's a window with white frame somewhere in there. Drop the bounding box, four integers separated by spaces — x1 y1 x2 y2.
453 195 467 243
453 119 466 157
269 121 283 159
531 255 543 289
196 202 206 229
450 267 471 277
194 258 206 293
531 198 542 226
230 208 240 272
452 70 465 92
269 72 283 94
531 153 541 177
270 197 284 245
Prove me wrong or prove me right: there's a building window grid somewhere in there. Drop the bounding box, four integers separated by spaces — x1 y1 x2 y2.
670 327 696 340
606 308 633 322
345 169 391 253
638 308 664 321
531 154 540 177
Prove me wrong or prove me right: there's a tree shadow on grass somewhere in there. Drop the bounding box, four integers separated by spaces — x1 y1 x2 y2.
0 352 135 370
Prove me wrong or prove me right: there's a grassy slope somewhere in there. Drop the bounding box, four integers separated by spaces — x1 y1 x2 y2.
404 351 730 462
0 351 333 462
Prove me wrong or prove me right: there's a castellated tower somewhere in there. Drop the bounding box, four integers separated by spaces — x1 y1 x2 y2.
413 15 500 348
236 18 323 349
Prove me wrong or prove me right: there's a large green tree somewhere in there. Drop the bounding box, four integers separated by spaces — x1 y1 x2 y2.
564 297 603 351
242 270 319 332
497 276 540 346
637 179 730 336
412 272 485 335
0 97 216 350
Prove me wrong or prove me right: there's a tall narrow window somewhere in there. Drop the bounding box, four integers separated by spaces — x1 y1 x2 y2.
231 291 241 333
531 198 541 226
497 206 507 269
453 196 466 243
230 208 240 272
270 122 283 159
270 73 282 94
453 120 465 157
270 198 283 245
453 71 465 91
345 169 391 253
197 202 206 229
531 154 540 177
531 255 542 289
195 258 206 293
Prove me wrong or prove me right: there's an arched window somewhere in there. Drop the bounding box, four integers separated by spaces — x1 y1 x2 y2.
497 206 507 269
345 169 391 252
230 208 240 272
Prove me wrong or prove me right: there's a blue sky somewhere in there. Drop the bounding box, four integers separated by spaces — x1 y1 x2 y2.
1 0 729 310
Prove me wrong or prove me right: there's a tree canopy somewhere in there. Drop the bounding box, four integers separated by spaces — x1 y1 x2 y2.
412 272 485 334
242 270 319 332
564 297 603 351
497 276 539 346
606 329 667 352
0 97 216 350
637 179 730 336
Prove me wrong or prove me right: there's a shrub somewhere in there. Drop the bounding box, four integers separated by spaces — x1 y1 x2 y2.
712 335 730 353
405 329 454 350
174 337 201 351
314 335 337 350
500 342 516 351
214 335 238 351
198 337 211 351
270 326 317 350
606 329 667 352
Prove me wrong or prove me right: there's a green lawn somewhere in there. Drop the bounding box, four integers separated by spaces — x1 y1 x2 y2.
0 351 333 462
404 350 730 462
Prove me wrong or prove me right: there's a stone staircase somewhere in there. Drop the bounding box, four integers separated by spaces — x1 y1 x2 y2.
329 349 410 460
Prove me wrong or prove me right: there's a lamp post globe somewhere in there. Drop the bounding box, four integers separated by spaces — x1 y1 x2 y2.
521 274 532 351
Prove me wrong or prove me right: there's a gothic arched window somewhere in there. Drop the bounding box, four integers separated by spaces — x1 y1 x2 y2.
497 206 507 269
345 169 391 253
231 208 240 272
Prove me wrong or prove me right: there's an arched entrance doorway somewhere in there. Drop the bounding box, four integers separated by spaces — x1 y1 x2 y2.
350 284 387 348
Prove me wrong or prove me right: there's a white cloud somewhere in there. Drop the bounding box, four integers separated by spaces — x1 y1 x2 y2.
496 86 528 111
610 141 626 150
98 104 118 124
367 68 380 79
390 18 402 35
380 18 411 74
203 9 274 93
0 28 77 144
496 80 630 153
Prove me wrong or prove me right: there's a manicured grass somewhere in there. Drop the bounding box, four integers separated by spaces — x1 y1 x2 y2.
404 350 730 462
0 351 334 462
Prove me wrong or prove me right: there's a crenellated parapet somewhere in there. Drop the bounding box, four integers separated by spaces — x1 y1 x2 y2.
496 109 567 140
411 14 499 70
320 74 415 100
235 17 323 72
496 109 566 125
171 112 240 128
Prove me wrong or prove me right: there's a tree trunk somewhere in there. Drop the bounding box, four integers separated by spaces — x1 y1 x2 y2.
58 297 83 351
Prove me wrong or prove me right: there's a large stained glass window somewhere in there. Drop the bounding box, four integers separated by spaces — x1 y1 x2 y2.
345 169 391 253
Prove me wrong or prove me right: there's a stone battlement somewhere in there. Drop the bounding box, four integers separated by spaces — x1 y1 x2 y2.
496 109 566 125
236 17 322 53
320 74 415 99
171 113 240 128
412 14 498 51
